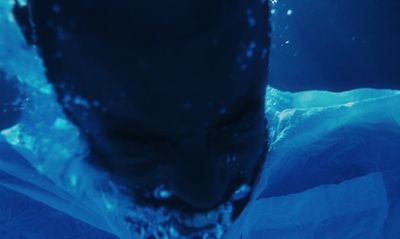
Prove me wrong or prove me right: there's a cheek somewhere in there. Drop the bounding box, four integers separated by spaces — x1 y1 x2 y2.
111 162 175 190
234 122 267 178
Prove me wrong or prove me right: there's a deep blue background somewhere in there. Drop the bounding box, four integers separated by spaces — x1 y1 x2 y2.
269 0 400 91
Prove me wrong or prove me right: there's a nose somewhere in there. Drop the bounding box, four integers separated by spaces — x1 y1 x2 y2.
171 158 231 209
167 136 235 209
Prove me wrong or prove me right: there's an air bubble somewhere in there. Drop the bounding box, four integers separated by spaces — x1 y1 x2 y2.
230 184 251 201
153 185 172 199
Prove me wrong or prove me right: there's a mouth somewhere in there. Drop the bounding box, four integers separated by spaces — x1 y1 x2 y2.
174 203 234 237
83 115 268 238
122 179 254 238
125 198 234 239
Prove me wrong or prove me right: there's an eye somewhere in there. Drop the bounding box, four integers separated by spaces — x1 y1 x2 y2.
109 128 165 144
213 97 262 133
119 157 159 177
105 128 172 160
107 128 168 145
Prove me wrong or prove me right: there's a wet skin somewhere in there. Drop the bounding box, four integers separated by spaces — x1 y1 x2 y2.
14 0 270 212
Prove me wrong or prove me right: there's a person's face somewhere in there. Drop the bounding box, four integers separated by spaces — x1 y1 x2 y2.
66 80 268 210
19 0 270 211
55 38 268 209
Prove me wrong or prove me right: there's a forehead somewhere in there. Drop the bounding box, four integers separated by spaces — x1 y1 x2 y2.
32 0 241 40
26 0 269 131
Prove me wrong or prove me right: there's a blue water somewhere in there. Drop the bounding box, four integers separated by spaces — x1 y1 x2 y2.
268 0 400 91
1 1 400 238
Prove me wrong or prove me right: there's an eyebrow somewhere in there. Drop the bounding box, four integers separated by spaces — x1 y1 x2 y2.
214 96 263 128
106 128 170 144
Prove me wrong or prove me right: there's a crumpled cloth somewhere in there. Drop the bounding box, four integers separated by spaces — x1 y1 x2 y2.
225 88 400 239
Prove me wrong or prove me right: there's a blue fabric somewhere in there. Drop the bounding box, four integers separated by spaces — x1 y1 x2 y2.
0 144 118 239
225 88 400 239
0 185 116 239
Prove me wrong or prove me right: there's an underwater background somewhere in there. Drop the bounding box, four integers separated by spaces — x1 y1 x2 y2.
1 0 400 238
268 0 400 91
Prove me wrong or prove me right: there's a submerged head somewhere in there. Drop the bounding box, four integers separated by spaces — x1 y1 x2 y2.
15 0 270 213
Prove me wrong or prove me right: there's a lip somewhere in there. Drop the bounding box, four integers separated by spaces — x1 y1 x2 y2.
125 199 234 238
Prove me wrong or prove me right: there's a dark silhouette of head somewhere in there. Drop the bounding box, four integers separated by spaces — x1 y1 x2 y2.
14 0 270 214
